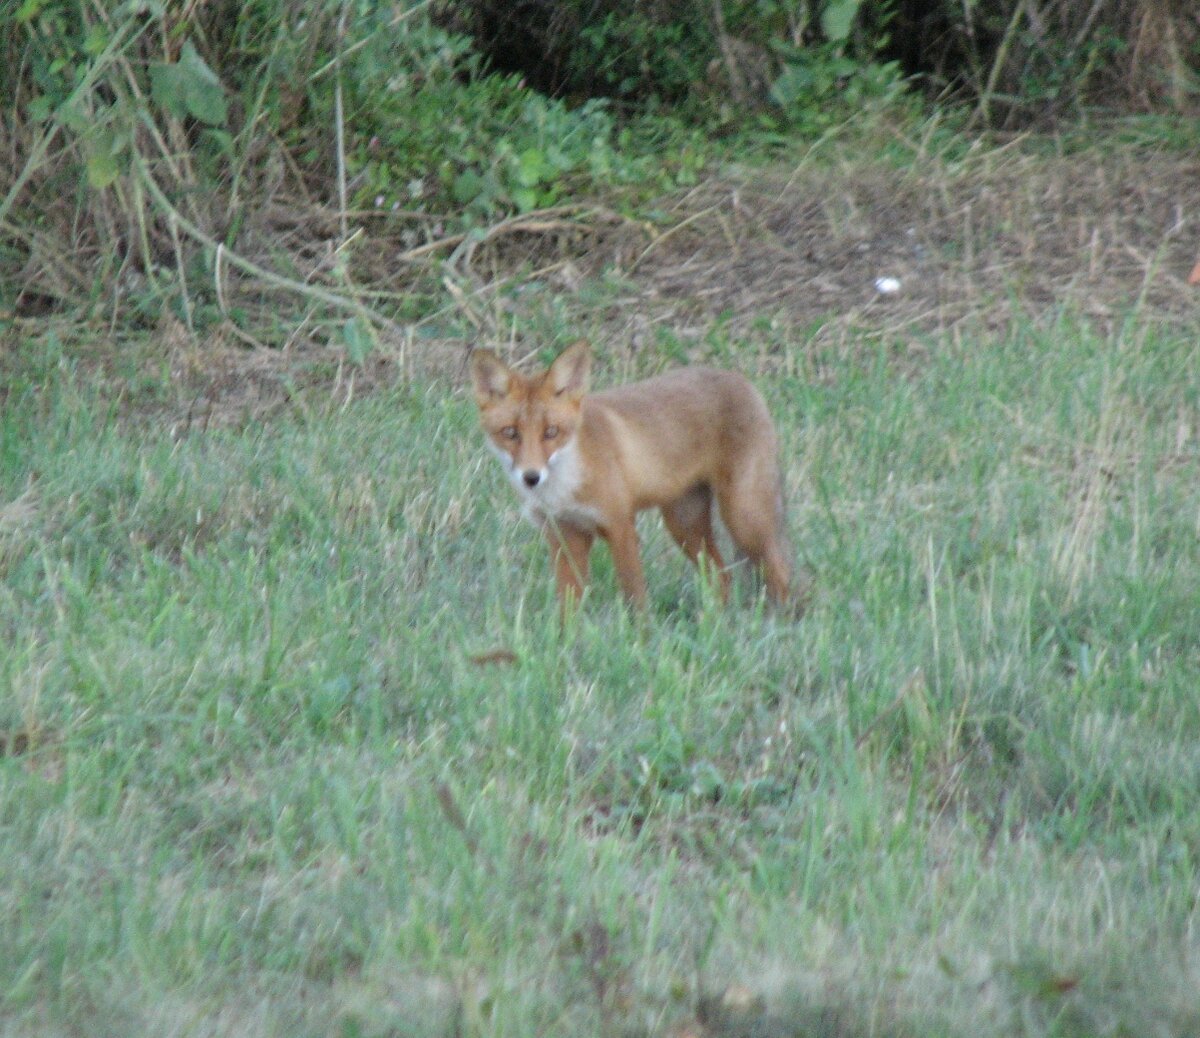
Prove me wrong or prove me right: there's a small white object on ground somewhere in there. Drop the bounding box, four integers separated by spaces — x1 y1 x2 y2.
874 276 902 295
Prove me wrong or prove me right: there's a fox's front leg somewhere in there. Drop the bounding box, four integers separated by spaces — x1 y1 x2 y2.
603 518 647 607
547 522 594 607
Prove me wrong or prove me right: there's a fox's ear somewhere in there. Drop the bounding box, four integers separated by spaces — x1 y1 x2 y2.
469 349 511 404
548 340 591 398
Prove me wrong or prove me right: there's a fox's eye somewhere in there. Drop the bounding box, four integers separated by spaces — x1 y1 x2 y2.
544 425 559 440
501 426 519 440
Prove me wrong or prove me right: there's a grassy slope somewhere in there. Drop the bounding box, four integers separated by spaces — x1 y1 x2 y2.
2 282 1200 1031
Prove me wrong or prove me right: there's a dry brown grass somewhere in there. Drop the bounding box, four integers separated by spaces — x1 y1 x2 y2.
626 140 1200 346
11 125 1199 429
281 128 1200 362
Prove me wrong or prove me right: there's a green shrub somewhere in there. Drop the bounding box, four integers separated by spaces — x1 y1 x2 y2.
0 0 699 324
337 39 626 218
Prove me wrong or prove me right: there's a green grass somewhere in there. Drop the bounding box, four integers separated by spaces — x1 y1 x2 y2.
1 311 1199 1037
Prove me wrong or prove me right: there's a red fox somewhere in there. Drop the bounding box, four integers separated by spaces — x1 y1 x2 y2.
469 341 791 610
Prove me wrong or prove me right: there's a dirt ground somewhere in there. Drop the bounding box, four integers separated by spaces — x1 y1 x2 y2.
635 146 1199 337
125 136 1200 427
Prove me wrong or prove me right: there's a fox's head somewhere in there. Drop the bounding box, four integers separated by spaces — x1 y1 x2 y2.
469 341 591 495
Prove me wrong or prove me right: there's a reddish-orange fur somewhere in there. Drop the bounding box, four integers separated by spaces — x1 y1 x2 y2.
470 341 791 609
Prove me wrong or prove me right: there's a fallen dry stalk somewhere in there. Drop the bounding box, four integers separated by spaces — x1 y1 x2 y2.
396 205 635 266
134 152 408 338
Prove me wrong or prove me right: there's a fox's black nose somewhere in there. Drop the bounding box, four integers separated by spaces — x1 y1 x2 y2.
522 470 542 487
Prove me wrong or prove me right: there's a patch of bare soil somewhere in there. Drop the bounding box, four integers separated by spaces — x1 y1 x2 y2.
150 316 453 433
119 137 1200 424
627 143 1200 345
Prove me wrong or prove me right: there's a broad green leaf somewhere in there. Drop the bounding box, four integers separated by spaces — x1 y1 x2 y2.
83 25 109 56
769 65 814 108
202 128 235 157
15 0 47 22
179 42 220 85
821 0 861 43
150 62 188 120
511 187 538 212
179 42 228 126
151 42 227 125
184 76 228 126
451 169 484 205
86 151 120 189
515 148 546 187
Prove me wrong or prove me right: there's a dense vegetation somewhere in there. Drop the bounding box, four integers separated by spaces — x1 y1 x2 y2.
3 1 1197 332
2 3 1200 1037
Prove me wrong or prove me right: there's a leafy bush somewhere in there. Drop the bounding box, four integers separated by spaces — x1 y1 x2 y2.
306 6 720 222
883 0 1200 125
333 25 625 219
449 0 908 131
0 0 706 329
567 5 717 103
446 0 720 103
766 48 906 132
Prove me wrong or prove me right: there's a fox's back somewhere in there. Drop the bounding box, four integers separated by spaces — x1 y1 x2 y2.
593 366 769 434
583 366 777 505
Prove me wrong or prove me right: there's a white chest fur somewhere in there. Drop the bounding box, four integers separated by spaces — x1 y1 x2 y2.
488 438 604 529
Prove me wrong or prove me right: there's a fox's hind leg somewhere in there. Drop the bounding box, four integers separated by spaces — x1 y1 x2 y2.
715 459 791 607
661 485 730 602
